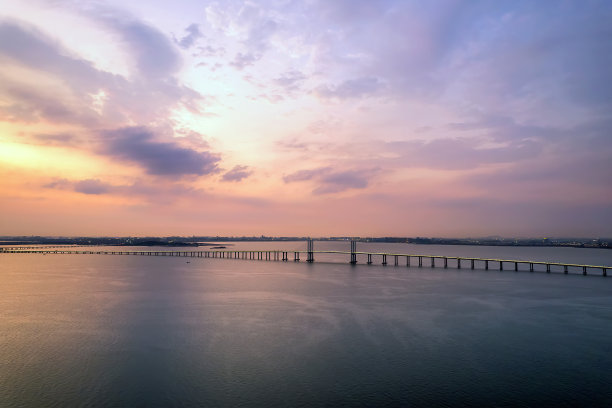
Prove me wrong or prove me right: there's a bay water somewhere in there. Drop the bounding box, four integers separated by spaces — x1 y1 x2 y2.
1 242 611 407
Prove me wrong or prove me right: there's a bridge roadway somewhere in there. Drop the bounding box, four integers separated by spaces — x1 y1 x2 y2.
2 247 610 277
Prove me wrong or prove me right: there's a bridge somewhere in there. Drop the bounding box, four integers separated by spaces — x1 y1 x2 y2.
2 239 610 277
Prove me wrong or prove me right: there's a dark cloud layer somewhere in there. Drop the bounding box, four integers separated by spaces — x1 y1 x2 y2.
103 127 220 176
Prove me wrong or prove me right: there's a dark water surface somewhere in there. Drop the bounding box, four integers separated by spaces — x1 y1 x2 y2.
1 245 611 407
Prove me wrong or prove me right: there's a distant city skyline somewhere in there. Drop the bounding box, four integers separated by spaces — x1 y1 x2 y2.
1 1 611 237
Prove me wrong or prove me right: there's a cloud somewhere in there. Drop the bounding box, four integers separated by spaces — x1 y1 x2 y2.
313 170 371 194
221 165 252 182
103 127 220 176
74 179 110 195
90 9 181 79
382 136 541 171
0 19 203 126
195 45 225 57
283 166 375 194
283 167 331 183
0 20 116 91
229 52 260 70
0 83 90 124
315 77 382 99
29 133 76 146
176 23 202 49
43 178 71 189
44 178 110 195
273 70 306 93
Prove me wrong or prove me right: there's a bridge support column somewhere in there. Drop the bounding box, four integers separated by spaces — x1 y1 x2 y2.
406 256 410 266
367 254 372 264
382 254 387 265
546 264 550 273
457 258 461 269
307 239 314 263
485 260 488 270
500 261 503 271
350 240 357 264
515 262 518 271
418 256 422 267
395 255 399 266
431 257 434 268
444 258 448 268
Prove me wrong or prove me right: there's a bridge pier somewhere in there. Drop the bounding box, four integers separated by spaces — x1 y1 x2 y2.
367 254 372 264
382 254 387 265
307 239 314 263
350 240 357 264
418 256 422 267
430 257 434 268
444 257 448 268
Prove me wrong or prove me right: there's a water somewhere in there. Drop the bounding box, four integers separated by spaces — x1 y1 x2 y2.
1 243 612 407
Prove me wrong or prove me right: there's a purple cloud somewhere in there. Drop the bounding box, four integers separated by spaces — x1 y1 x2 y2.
274 70 306 92
313 170 370 194
221 165 253 182
195 45 226 57
74 179 110 195
315 77 382 99
95 13 180 79
103 127 220 176
0 19 202 126
385 137 542 170
283 167 331 183
176 23 202 49
44 178 110 195
284 166 375 194
230 52 260 70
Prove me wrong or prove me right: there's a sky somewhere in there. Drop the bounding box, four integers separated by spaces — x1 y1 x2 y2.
1 0 611 238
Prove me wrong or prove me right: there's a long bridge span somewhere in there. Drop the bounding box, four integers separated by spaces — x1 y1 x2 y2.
2 240 610 277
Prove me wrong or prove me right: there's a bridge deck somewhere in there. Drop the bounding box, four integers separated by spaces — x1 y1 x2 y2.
2 248 610 276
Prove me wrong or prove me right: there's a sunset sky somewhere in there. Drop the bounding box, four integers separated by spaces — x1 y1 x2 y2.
1 0 611 237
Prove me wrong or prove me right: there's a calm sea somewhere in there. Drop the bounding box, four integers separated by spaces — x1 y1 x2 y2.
1 242 611 407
